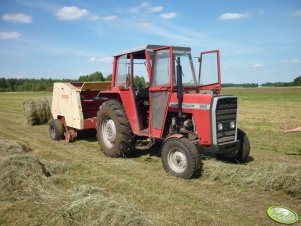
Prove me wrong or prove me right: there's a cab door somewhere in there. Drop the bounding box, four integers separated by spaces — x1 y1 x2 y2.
149 47 173 138
198 50 221 93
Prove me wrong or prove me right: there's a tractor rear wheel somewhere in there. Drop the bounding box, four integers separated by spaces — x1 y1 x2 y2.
97 100 134 157
49 119 64 140
161 138 201 179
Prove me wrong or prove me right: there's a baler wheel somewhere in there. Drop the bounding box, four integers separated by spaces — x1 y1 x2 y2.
49 119 64 140
97 100 134 157
161 138 201 179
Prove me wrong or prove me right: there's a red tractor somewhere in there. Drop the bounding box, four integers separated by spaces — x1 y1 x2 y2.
50 44 250 179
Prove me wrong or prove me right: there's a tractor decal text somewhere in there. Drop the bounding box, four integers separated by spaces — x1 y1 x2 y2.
61 94 69 100
169 102 210 110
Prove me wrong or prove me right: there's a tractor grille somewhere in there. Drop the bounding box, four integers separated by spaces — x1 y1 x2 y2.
215 97 237 144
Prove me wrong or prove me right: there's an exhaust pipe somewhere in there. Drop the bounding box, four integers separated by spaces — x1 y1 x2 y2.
176 56 183 117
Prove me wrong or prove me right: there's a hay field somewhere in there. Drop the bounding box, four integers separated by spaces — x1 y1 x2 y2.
0 88 300 225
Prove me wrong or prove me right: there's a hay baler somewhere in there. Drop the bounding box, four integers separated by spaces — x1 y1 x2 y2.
50 82 111 142
50 44 250 179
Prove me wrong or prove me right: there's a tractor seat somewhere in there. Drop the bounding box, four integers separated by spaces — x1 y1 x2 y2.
136 88 149 106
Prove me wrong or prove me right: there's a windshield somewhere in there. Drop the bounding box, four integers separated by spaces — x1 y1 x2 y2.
174 52 197 87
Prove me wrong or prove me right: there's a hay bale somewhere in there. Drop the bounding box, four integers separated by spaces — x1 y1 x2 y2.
0 139 54 201
202 160 301 199
23 97 52 125
61 185 158 226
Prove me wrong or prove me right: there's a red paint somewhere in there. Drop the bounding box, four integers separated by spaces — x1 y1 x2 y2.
84 118 97 129
169 93 213 145
118 89 141 134
149 46 173 138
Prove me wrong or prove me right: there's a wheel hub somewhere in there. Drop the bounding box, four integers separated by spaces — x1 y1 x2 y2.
168 149 187 173
50 126 55 138
102 118 116 148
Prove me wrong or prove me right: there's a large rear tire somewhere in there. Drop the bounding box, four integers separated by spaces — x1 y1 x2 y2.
96 100 134 157
49 119 64 140
161 138 201 179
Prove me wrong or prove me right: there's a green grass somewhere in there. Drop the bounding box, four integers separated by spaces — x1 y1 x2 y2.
223 88 301 156
0 88 300 225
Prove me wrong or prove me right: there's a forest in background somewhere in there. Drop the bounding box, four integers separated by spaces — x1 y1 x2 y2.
0 72 300 92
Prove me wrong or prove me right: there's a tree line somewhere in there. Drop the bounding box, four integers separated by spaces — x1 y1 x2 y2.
223 76 301 88
0 72 110 92
0 72 300 92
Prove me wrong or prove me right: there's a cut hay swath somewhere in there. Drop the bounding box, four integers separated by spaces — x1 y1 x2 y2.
59 185 159 226
23 97 52 125
0 139 54 201
0 138 159 225
202 160 301 199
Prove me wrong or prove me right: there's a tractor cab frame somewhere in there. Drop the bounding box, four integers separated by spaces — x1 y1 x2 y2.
110 45 222 140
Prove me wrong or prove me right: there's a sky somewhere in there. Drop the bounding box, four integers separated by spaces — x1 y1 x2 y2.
0 0 300 84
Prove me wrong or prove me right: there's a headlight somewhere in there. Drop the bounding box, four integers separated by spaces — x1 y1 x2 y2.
230 121 236 129
217 123 223 131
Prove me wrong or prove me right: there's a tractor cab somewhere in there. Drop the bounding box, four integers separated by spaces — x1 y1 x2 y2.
111 45 221 139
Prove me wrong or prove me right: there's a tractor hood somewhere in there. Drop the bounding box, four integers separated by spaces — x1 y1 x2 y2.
169 93 213 110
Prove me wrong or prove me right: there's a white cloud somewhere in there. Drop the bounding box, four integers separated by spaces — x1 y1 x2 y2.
130 2 149 14
102 16 118 21
160 12 177 19
130 21 190 41
0 31 21 39
89 56 112 63
90 15 99 21
252 63 264 68
56 6 89 21
282 59 301 64
219 12 250 20
130 2 163 14
292 59 301 64
91 15 118 21
2 13 32 24
149 6 163 13
292 9 301 17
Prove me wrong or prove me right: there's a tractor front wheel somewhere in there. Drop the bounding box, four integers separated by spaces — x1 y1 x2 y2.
235 128 251 162
49 119 64 140
218 128 250 163
97 100 134 157
161 138 201 179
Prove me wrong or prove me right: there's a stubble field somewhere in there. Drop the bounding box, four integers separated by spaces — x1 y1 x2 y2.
0 87 300 225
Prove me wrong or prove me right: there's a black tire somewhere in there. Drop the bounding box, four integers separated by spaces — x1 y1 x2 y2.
161 138 201 179
49 119 64 140
235 128 251 162
96 100 134 157
217 128 251 163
